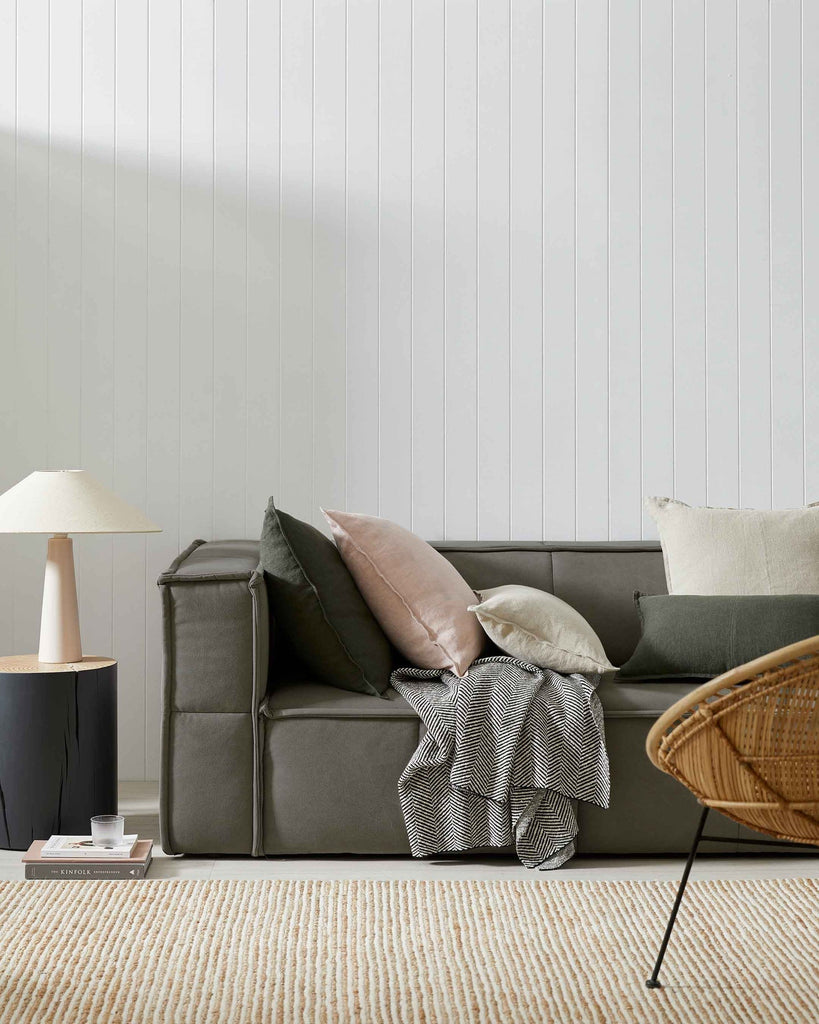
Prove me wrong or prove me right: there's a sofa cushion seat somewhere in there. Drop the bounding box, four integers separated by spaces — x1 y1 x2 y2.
260 673 716 857
263 678 417 720
597 676 707 718
263 674 706 722
262 677 421 855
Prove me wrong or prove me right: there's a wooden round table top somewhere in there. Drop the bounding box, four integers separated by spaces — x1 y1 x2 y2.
0 655 116 674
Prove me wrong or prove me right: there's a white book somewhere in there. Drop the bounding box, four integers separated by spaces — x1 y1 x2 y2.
41 835 139 859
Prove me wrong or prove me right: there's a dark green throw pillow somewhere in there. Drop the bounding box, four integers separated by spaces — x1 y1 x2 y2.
619 593 819 679
260 499 392 695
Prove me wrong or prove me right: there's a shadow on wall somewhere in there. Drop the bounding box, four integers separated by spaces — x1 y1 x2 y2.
1 127 352 784
1 126 360 534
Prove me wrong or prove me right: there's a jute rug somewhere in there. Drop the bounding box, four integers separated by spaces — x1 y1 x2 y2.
0 877 817 1023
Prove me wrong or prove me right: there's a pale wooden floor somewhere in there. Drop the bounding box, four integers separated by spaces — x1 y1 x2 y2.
2 781 818 883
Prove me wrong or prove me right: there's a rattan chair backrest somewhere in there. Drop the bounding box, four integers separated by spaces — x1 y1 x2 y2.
646 635 819 846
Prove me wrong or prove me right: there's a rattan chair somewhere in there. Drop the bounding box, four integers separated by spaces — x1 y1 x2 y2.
644 634 819 989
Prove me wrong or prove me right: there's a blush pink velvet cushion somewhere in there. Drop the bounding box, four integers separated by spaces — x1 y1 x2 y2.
322 509 485 677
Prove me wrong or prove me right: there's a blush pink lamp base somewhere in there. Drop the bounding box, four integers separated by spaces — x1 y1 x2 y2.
38 534 82 664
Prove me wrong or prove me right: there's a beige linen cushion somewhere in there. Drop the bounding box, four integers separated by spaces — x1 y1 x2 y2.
322 509 484 677
645 496 819 595
468 585 616 675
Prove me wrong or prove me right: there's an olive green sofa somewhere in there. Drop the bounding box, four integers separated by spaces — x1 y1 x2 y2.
158 538 773 858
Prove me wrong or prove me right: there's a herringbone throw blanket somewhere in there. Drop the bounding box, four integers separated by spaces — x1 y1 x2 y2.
391 657 610 869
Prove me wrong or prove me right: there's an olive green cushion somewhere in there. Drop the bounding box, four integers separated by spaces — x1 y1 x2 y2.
619 593 819 679
260 499 392 695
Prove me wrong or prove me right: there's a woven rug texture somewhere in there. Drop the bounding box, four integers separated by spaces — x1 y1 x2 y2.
0 877 817 1023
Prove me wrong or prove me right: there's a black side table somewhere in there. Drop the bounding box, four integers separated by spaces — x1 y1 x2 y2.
0 655 117 850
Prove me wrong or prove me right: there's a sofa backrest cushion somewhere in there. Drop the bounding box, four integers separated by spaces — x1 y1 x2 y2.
434 543 666 668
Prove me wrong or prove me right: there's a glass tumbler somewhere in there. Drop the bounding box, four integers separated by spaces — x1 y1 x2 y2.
91 814 125 848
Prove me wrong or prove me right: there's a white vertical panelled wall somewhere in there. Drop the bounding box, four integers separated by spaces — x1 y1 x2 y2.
1 0 817 778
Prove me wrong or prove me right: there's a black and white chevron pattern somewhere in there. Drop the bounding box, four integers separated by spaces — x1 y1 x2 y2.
391 657 610 870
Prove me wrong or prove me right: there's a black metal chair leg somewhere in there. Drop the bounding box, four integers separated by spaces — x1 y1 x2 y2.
645 805 710 990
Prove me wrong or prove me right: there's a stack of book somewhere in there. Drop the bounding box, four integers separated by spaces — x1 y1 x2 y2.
22 834 153 879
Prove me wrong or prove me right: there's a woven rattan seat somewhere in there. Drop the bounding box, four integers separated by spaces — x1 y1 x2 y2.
646 635 819 847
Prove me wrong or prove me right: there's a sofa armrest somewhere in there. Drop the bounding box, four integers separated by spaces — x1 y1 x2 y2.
158 539 268 856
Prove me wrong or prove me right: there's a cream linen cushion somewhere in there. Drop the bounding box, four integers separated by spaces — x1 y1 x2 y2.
322 509 484 677
645 496 819 595
468 585 616 675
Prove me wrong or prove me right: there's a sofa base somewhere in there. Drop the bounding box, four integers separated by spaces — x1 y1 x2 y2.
259 678 787 858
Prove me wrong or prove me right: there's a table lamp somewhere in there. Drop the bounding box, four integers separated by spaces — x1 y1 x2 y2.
0 470 161 663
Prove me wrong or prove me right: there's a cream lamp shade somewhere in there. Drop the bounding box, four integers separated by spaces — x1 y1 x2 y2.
0 470 161 663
